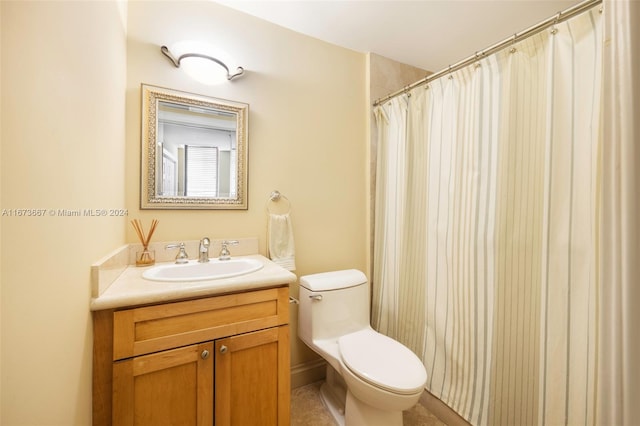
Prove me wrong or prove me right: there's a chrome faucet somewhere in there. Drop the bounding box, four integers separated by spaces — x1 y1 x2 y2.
199 237 210 263
166 242 189 264
219 240 239 261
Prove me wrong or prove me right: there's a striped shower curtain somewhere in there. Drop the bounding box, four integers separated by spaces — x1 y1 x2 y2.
372 6 602 426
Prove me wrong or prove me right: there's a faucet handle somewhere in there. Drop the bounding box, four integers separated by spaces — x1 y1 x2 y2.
166 242 189 264
219 240 239 260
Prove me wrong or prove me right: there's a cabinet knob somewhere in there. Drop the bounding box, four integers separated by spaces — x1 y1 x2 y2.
201 349 210 360
219 345 228 354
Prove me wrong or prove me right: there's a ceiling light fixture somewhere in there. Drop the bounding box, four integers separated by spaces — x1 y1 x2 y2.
161 45 245 84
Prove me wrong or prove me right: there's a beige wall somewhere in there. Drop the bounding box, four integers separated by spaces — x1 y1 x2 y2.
0 1 127 424
126 1 368 373
369 53 429 102
0 1 3 420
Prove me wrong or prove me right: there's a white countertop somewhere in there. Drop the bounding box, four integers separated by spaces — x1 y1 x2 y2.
90 254 297 311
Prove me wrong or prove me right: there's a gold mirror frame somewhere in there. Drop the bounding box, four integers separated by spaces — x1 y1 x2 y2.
140 84 248 209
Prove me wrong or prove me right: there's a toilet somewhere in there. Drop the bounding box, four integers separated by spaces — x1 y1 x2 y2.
298 269 427 426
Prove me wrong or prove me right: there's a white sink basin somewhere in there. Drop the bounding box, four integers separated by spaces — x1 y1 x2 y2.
142 258 264 282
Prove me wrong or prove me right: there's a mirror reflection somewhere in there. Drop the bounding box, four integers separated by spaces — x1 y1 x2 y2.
141 84 248 209
158 101 237 198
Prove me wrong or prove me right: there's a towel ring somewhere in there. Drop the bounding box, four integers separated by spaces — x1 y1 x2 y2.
267 190 291 214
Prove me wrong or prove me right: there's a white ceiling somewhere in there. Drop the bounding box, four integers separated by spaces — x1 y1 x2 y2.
215 0 582 73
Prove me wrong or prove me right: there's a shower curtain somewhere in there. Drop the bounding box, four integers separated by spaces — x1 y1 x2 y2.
597 0 640 424
372 5 605 425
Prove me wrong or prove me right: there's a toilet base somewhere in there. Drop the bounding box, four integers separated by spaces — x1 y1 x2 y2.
318 365 347 426
317 365 405 426
319 382 345 426
319 384 405 426
345 390 403 426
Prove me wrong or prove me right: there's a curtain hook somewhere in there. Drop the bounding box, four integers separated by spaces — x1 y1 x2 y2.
509 34 517 53
550 11 561 34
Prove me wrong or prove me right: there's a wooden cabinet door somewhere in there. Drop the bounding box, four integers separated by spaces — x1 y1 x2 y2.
113 342 214 426
215 326 290 426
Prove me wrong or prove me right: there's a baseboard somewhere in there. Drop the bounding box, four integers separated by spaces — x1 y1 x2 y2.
419 390 471 426
291 359 327 389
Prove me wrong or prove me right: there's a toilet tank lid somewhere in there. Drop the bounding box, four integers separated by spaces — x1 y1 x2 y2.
299 269 367 291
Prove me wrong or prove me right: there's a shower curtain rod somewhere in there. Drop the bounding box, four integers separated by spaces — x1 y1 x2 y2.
373 0 602 107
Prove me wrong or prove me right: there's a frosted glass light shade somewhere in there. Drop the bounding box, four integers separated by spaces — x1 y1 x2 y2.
161 41 244 85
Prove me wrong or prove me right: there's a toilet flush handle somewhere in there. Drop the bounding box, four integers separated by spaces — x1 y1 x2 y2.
309 294 323 301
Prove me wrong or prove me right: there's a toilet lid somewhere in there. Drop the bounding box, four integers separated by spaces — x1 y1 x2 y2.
338 329 427 395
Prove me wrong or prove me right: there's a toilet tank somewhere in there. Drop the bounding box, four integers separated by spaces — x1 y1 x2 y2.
298 269 369 345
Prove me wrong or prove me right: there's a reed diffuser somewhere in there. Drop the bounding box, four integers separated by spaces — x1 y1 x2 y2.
131 219 159 266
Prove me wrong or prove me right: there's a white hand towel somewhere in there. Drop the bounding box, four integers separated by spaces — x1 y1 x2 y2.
268 213 296 271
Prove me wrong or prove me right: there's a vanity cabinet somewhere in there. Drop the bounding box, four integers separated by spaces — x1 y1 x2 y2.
93 286 290 426
112 342 215 425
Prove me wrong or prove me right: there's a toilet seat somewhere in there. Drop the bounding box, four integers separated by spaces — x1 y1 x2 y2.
338 329 427 395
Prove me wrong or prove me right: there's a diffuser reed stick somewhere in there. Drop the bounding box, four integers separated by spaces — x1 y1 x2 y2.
131 219 158 266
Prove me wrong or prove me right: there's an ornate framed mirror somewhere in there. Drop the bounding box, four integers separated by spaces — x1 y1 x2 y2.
140 84 248 209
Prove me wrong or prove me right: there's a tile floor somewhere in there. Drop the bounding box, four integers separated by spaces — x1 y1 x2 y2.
291 382 447 426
